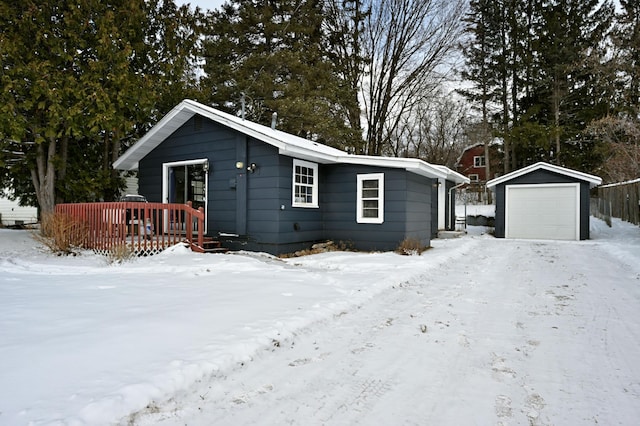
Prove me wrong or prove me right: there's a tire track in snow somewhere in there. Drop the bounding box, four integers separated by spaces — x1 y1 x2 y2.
125 236 640 425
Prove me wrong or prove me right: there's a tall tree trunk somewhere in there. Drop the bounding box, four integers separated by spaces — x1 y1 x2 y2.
31 140 57 233
55 134 69 205
552 76 562 164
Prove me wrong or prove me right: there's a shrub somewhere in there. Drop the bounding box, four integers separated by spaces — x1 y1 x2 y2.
396 238 428 255
35 212 87 255
107 243 133 264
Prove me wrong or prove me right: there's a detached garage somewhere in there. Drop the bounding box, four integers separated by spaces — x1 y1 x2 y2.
486 162 602 241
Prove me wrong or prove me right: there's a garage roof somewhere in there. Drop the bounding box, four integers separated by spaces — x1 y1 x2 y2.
486 162 602 189
113 99 468 184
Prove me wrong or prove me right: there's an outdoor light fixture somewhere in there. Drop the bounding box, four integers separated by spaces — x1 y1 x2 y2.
203 161 209 172
247 163 258 173
235 161 244 169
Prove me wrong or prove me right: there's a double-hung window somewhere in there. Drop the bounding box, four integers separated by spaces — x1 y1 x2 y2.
357 173 384 224
292 159 318 208
473 155 486 168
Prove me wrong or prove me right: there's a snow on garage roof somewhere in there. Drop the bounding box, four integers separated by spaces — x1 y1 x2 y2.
113 100 468 184
486 162 602 189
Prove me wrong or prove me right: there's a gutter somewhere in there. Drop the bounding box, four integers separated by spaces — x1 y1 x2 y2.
447 182 467 230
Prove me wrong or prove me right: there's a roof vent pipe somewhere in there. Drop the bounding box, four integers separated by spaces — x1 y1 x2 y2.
271 112 277 130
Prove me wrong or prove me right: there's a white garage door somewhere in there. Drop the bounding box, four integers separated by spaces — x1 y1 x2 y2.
505 183 579 240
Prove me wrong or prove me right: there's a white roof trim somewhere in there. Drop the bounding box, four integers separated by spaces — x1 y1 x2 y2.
486 162 602 189
599 177 640 188
113 99 468 183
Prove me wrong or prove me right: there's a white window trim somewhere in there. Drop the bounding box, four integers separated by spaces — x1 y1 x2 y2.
292 159 319 208
469 174 480 182
473 155 486 168
357 173 384 224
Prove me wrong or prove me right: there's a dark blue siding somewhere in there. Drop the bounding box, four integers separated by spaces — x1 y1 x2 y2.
244 142 324 252
322 165 432 251
137 114 435 254
493 169 591 239
138 116 240 234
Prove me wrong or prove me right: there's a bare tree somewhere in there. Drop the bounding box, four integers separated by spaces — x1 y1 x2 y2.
391 95 470 168
360 0 467 156
586 116 640 183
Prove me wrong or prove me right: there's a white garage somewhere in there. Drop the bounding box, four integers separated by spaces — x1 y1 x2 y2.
487 162 602 241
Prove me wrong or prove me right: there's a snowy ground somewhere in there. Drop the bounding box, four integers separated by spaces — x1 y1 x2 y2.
458 203 496 218
1 218 639 425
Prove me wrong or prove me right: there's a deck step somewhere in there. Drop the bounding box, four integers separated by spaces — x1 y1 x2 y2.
195 237 229 253
203 247 229 254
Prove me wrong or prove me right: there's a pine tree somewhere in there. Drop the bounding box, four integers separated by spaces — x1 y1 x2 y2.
615 0 640 116
200 0 360 149
459 0 504 181
517 0 614 169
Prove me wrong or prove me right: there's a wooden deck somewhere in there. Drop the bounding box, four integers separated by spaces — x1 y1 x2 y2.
55 201 209 255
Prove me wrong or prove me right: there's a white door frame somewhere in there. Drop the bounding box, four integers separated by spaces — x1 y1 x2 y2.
162 159 209 234
504 182 580 240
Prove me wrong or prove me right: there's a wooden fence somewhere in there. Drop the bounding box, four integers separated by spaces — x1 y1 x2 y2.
593 179 640 226
55 201 205 255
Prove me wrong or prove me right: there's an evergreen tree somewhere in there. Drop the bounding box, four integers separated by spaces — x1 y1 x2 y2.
461 0 621 175
323 0 368 152
517 0 614 169
0 1 202 214
459 0 501 179
614 0 640 117
201 0 360 149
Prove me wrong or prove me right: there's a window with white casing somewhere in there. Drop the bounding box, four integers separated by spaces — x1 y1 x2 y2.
469 174 479 182
357 173 384 224
292 159 318 208
474 155 486 167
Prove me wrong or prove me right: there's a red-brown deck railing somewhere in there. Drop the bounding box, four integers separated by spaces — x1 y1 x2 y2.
55 201 205 255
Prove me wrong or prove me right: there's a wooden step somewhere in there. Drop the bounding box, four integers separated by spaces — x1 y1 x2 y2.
196 237 229 254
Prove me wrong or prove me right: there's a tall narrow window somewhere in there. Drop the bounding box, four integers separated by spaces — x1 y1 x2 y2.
357 173 384 223
292 159 318 208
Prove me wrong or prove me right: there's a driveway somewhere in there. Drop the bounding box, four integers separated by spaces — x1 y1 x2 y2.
132 229 640 425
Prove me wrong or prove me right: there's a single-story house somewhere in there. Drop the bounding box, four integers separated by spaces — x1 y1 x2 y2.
113 99 468 254
486 162 602 241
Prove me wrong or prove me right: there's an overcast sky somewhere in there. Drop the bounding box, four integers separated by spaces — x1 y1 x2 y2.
184 0 225 12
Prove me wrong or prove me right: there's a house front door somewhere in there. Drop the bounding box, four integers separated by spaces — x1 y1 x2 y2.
163 159 208 233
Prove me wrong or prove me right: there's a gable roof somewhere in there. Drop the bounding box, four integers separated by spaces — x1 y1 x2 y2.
486 162 602 189
113 99 468 184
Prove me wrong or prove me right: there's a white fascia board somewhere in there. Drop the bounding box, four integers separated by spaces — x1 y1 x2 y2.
333 155 448 179
486 162 602 189
113 102 195 170
433 164 470 184
113 98 470 183
278 146 338 164
599 177 640 188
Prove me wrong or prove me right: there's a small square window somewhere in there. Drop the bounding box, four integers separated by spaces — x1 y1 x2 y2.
469 174 479 182
474 156 486 168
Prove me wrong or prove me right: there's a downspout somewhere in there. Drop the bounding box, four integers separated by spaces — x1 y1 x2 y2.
448 182 466 230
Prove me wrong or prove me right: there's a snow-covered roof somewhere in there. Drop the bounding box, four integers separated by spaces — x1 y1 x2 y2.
113 99 468 184
486 162 602 189
598 177 640 188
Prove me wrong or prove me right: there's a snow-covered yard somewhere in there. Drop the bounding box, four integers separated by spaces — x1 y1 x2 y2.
1 219 639 425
